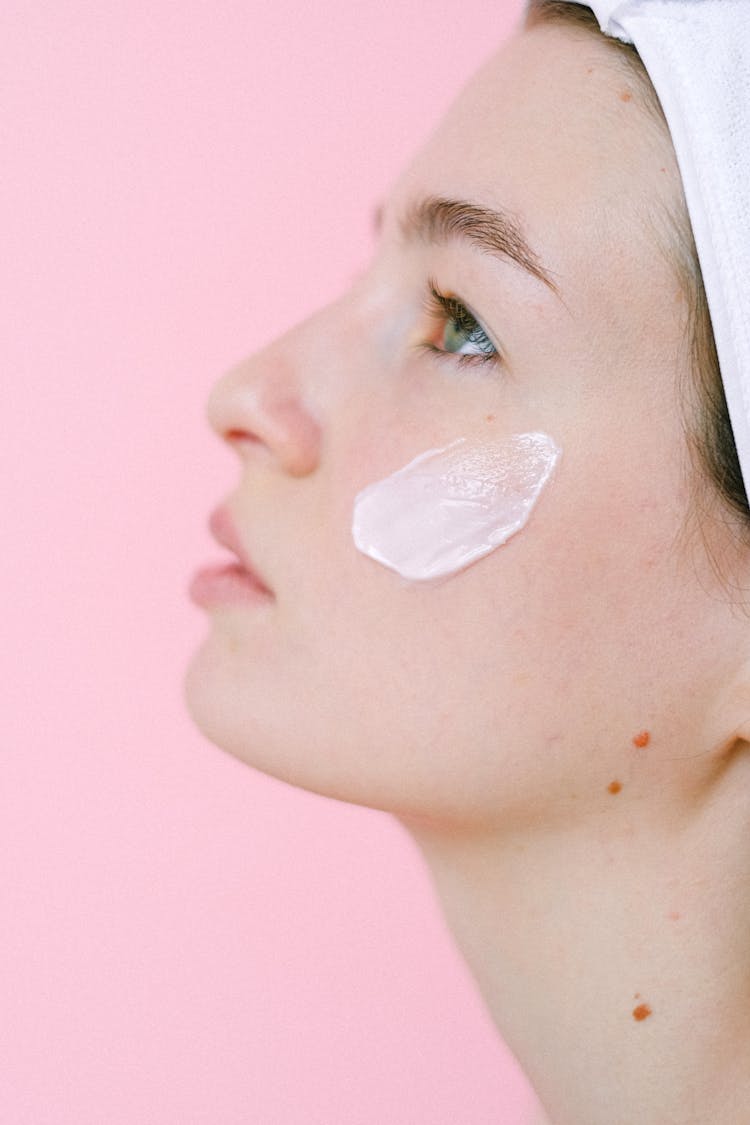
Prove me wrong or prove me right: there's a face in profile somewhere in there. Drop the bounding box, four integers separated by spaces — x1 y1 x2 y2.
184 20 739 834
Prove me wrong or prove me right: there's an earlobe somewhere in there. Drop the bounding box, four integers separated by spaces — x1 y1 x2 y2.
712 657 750 759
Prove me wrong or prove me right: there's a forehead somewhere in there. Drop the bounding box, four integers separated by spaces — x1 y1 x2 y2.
388 24 678 312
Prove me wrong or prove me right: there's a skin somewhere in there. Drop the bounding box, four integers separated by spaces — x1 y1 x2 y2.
184 19 750 1125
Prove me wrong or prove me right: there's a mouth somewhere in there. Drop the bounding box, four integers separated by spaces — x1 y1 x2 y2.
207 504 274 596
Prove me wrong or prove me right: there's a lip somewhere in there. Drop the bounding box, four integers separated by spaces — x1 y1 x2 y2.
206 504 274 595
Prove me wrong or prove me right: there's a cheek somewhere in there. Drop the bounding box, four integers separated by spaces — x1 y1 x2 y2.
350 431 561 582
278 420 688 824
507 445 692 733
282 431 570 817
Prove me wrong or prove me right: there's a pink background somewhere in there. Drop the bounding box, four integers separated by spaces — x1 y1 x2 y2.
2 1 540 1121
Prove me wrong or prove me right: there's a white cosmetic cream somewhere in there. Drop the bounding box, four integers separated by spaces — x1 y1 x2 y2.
351 432 560 582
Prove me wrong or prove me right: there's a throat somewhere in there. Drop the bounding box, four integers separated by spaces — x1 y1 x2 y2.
399 808 750 1125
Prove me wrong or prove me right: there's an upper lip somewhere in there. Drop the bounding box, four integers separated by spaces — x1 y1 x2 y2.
208 504 273 594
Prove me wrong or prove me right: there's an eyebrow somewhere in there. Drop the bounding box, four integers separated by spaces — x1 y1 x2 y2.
376 194 560 298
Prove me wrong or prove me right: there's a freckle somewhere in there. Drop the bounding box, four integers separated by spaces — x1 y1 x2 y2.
620 89 633 102
607 780 622 794
634 993 641 999
485 413 496 422
633 1003 652 1021
632 730 650 748
586 66 594 74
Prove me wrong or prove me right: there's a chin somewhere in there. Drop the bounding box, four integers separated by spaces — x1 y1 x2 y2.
181 636 474 821
182 643 242 756
182 641 372 809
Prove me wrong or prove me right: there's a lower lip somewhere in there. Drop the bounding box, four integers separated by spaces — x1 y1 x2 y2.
189 562 274 608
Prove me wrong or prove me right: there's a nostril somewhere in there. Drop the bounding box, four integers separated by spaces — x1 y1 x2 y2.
225 429 262 444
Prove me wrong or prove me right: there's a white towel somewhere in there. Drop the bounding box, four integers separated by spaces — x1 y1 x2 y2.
564 0 750 503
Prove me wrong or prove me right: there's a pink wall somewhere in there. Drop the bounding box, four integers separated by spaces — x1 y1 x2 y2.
2 2 540 1121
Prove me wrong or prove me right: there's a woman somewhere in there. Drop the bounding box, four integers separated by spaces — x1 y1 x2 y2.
185 2 750 1121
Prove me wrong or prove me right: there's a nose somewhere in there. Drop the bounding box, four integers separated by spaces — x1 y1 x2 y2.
205 344 323 478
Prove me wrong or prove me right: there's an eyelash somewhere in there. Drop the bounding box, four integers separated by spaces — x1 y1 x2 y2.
417 277 500 368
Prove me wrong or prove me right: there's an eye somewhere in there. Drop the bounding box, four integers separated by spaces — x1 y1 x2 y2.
418 278 500 368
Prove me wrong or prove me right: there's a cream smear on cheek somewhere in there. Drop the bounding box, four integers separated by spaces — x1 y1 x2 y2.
351 432 561 582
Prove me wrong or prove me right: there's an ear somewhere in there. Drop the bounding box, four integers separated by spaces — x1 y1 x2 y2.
712 654 750 759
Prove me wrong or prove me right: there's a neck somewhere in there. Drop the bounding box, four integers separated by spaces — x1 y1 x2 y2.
398 758 750 1125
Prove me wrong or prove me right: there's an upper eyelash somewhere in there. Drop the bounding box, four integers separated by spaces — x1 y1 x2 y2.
420 278 499 366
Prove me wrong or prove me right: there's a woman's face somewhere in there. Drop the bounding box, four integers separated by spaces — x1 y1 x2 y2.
184 23 739 830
